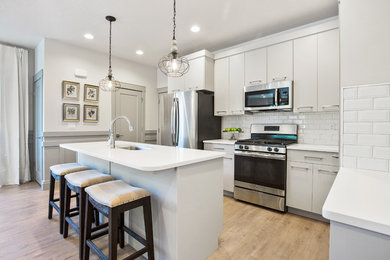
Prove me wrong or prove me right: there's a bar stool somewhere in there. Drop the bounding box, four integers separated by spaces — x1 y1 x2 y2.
63 170 115 260
84 180 154 260
48 163 90 234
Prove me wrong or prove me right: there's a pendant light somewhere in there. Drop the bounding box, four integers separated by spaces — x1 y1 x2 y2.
99 16 121 92
158 0 189 77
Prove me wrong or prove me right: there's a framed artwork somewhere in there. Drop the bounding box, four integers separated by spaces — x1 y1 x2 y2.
62 81 80 100
63 103 80 122
84 84 99 102
84 105 99 122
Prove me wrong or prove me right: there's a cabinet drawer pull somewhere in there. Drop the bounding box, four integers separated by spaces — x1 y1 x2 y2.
318 169 338 174
291 166 310 171
272 76 287 81
249 80 262 85
216 111 227 114
321 104 339 110
224 157 233 160
213 147 225 151
304 156 323 161
297 106 314 110
331 155 339 159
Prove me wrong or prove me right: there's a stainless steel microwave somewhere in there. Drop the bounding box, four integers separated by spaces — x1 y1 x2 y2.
243 81 293 112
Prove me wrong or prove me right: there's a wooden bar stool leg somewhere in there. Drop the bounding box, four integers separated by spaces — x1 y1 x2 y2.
108 208 119 260
119 212 125 249
59 176 66 235
48 171 55 219
94 209 100 226
144 197 155 260
79 189 86 260
84 195 94 260
63 184 72 238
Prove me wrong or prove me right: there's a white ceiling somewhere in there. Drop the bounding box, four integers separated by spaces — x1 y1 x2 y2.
0 0 338 67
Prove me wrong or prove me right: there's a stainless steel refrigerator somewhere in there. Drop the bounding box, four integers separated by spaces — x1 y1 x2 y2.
158 90 221 149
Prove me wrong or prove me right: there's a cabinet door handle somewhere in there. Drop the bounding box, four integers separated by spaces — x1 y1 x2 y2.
291 165 310 171
304 156 323 161
331 155 339 159
318 169 338 174
249 80 262 85
216 110 227 114
272 76 287 81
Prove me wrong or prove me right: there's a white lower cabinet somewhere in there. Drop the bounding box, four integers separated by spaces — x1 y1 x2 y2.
287 150 339 214
312 165 338 214
286 161 313 212
204 142 235 193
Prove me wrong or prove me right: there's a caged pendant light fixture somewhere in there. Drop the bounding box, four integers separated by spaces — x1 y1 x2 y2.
99 16 121 92
158 0 189 77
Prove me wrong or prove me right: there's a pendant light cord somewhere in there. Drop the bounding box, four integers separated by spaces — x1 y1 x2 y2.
172 0 176 40
109 20 112 69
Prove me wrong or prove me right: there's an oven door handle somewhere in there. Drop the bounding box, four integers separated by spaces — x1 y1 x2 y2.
234 151 286 160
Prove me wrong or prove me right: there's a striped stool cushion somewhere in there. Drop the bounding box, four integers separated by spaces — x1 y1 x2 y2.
65 170 115 188
50 163 90 176
85 180 151 208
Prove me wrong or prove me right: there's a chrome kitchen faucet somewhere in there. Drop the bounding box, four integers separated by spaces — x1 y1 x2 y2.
108 116 134 149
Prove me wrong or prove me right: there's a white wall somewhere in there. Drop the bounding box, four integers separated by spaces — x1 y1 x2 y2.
42 38 157 132
339 0 390 87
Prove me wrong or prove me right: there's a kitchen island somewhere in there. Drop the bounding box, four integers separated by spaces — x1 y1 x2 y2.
60 141 225 260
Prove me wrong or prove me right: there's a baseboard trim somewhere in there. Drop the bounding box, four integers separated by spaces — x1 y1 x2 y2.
288 207 329 223
223 190 234 198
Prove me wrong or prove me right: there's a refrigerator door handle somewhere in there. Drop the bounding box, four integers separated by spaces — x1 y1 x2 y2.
171 98 176 145
175 98 180 146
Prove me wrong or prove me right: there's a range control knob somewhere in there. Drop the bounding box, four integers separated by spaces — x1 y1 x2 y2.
239 145 243 150
274 147 279 152
244 145 249 150
267 147 272 152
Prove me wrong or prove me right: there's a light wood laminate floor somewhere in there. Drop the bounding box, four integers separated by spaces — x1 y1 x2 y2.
0 182 329 260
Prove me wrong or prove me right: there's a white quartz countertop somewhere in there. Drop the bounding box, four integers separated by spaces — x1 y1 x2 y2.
323 167 390 236
60 141 225 172
203 139 237 145
287 144 339 153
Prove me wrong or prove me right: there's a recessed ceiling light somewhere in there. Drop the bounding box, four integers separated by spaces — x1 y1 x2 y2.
191 25 200 33
84 33 94 40
136 50 144 55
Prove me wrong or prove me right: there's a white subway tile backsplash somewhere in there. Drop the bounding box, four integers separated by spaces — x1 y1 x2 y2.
358 110 389 122
374 97 390 109
343 88 358 100
373 147 390 159
357 158 389 172
357 134 389 146
344 99 372 111
358 85 389 98
373 123 390 134
343 134 357 145
344 145 372 157
342 83 390 173
222 111 339 146
344 122 372 134
344 111 358 122
342 156 357 168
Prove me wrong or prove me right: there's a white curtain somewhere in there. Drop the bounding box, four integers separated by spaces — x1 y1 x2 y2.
0 44 30 185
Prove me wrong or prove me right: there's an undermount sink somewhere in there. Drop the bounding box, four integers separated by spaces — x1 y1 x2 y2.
116 145 151 151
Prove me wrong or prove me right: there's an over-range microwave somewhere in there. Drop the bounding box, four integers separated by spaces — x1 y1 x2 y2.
244 81 293 112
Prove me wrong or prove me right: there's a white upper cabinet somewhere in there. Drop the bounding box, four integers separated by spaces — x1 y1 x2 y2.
293 34 318 112
168 75 185 93
167 52 214 93
229 53 245 115
185 56 214 92
157 69 168 89
244 48 267 86
317 29 340 112
267 41 293 82
214 57 230 116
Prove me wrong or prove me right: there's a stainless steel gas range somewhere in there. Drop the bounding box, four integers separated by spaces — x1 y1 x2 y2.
234 124 298 212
